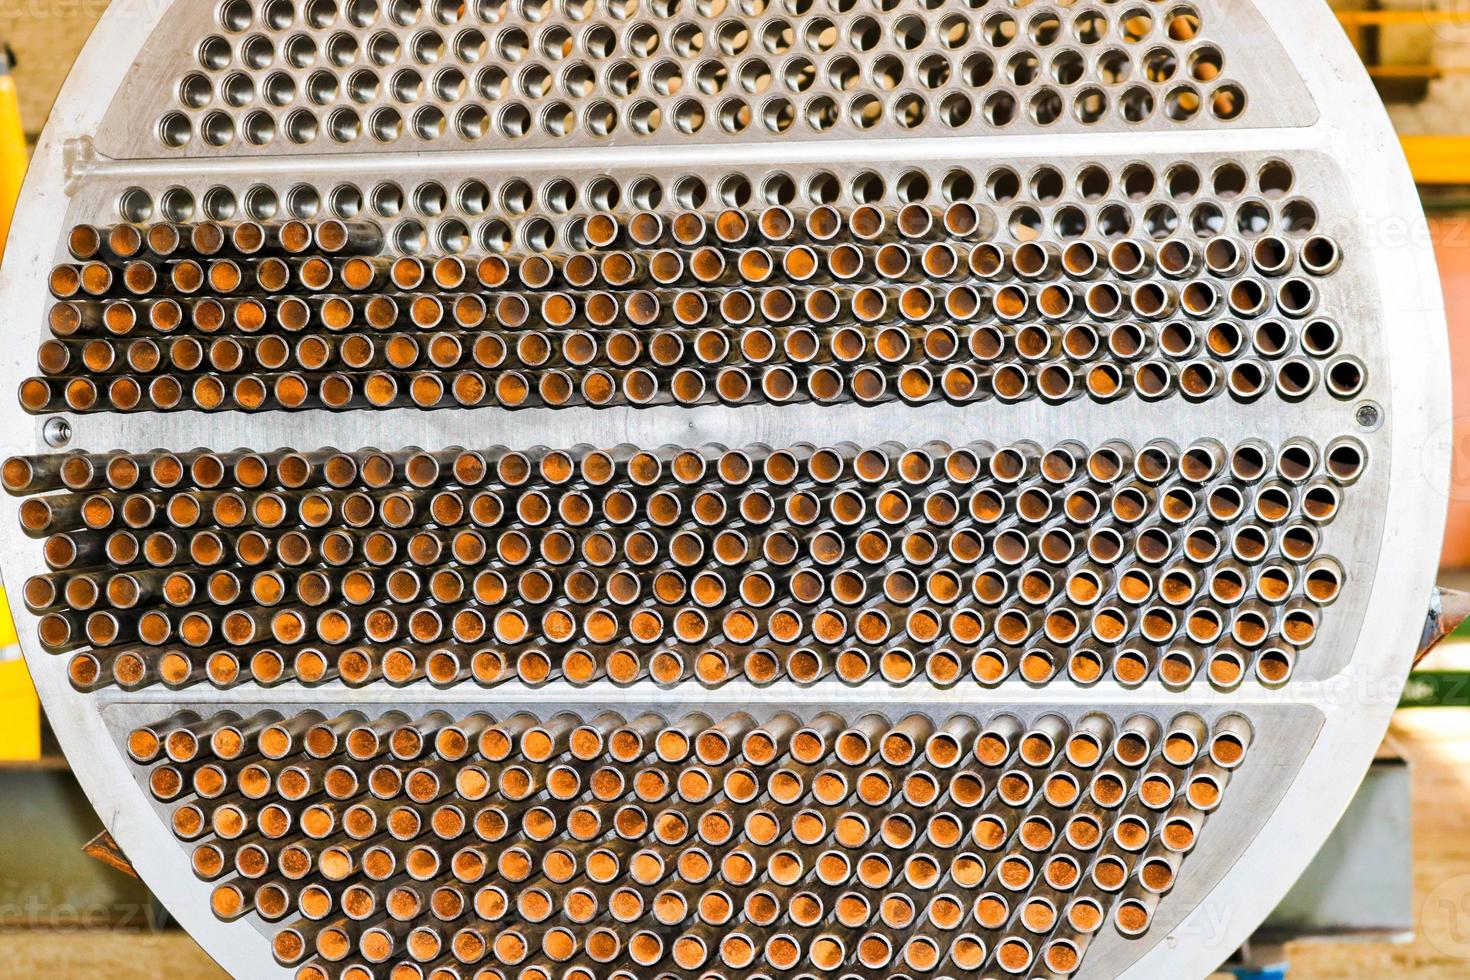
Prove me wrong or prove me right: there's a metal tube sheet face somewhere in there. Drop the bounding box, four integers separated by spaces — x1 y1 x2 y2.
0 1 1451 977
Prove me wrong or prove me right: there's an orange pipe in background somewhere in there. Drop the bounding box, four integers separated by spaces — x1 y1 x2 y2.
1437 216 1470 568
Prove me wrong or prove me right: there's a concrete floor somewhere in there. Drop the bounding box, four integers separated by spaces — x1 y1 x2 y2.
2 709 1470 978
0 929 223 978
1283 709 1470 979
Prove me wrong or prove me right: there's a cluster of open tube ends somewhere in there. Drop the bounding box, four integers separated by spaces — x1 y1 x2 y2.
4 436 1353 694
25 202 1360 414
124 705 1252 978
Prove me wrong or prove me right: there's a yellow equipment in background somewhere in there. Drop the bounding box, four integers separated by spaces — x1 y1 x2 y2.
0 600 36 761
0 43 40 761
0 45 24 252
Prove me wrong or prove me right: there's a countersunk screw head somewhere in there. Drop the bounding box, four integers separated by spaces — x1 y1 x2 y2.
1354 403 1382 431
43 418 72 448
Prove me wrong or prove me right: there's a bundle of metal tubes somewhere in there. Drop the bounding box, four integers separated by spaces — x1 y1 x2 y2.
4 438 1354 693
22 204 1363 413
125 707 1252 978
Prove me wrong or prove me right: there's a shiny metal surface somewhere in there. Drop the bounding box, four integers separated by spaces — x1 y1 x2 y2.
0 1 1450 978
